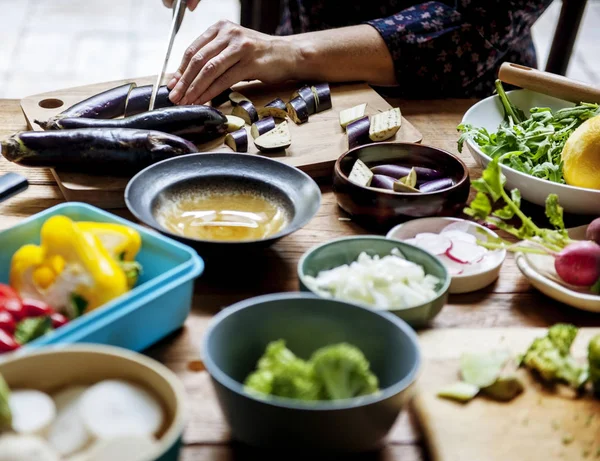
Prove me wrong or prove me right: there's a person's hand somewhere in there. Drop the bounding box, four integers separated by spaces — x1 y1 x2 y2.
162 0 200 11
167 20 298 105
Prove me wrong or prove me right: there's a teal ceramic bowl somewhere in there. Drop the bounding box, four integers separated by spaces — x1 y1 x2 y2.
298 236 450 328
202 293 421 453
0 344 186 461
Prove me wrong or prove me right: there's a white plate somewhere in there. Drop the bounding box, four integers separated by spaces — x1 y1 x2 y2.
461 89 600 215
386 217 506 294
515 225 600 313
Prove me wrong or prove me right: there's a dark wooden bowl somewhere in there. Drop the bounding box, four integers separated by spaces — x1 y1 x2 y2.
333 143 470 229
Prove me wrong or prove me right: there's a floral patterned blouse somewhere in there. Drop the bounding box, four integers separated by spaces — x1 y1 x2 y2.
277 0 553 97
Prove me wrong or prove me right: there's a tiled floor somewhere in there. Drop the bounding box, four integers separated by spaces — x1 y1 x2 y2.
0 0 598 99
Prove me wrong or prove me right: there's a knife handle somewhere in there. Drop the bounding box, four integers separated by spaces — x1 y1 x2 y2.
0 173 28 203
498 62 600 104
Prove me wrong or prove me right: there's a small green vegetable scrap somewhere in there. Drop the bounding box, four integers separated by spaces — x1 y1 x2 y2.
14 316 53 345
244 340 380 401
589 334 600 396
437 382 479 403
521 324 588 389
0 373 11 431
458 80 600 184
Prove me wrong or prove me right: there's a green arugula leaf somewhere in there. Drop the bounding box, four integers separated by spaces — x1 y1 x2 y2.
463 192 492 220
545 194 565 231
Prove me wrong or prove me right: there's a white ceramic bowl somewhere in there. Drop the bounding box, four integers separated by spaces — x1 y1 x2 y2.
516 225 600 313
462 89 600 215
386 217 506 294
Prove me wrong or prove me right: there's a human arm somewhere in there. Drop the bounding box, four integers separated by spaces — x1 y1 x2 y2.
167 21 396 105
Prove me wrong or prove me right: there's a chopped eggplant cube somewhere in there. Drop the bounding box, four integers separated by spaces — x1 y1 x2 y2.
346 116 371 149
348 159 374 187
286 97 309 125
232 101 259 125
225 128 248 153
251 117 276 139
340 104 367 129
369 107 402 142
291 86 316 115
311 83 332 113
254 121 292 153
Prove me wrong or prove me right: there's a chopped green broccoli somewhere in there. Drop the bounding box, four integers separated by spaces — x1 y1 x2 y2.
521 324 588 389
244 340 322 401
589 334 600 396
244 340 380 402
310 343 379 400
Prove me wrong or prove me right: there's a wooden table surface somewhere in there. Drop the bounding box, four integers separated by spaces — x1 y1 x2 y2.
1 96 598 460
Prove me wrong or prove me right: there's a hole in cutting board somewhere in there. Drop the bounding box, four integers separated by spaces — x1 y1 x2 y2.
39 98 64 109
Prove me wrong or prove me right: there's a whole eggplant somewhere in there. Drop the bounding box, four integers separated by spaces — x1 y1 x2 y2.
124 85 175 116
1 128 198 174
52 106 227 143
35 83 136 130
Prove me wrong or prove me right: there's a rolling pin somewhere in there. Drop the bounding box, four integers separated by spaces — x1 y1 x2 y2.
498 62 600 104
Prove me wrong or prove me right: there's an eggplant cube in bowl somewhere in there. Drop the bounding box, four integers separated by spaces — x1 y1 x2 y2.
461 89 600 215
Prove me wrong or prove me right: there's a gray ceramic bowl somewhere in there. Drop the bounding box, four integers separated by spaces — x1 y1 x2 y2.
202 293 420 453
125 153 321 254
298 236 450 328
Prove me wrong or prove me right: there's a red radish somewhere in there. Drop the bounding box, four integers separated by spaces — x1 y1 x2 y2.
413 233 452 255
437 255 465 275
0 329 19 353
22 299 54 317
0 297 24 321
554 241 600 286
440 229 477 244
586 217 600 245
0 311 15 334
447 240 487 264
51 312 69 329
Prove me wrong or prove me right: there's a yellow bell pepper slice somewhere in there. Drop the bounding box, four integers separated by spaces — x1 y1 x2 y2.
10 216 129 315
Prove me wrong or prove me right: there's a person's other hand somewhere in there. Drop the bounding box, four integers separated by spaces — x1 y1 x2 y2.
167 20 297 105
162 0 201 11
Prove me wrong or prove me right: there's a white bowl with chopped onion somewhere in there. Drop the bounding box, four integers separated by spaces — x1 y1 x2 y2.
298 236 450 327
386 217 506 294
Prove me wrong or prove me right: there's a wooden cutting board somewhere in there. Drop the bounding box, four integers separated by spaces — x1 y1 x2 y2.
415 328 600 461
20 77 422 208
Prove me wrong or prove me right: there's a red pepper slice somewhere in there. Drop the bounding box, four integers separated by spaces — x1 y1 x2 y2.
22 299 54 318
0 329 19 353
0 310 16 334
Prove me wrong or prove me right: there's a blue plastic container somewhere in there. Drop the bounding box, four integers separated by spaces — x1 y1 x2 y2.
0 202 203 352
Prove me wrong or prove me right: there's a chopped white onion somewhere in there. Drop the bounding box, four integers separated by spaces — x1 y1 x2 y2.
304 248 440 310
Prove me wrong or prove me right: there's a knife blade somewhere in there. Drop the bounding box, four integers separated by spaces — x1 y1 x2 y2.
149 0 188 110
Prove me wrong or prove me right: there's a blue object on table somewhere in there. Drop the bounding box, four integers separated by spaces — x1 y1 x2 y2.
0 202 203 352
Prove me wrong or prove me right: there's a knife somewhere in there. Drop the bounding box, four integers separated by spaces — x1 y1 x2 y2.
149 0 188 110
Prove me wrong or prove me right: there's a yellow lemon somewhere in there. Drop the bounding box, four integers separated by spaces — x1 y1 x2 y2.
562 114 600 189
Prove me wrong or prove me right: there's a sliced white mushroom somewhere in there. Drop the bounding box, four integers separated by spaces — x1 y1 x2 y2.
0 433 60 461
9 390 56 435
48 386 92 456
79 380 164 439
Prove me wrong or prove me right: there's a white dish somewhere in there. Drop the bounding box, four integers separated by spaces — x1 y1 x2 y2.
461 89 600 215
386 217 505 294
516 225 600 313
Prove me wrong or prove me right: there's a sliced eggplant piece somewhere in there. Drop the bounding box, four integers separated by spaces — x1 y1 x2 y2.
251 117 276 139
311 83 332 112
225 128 248 153
229 92 251 106
419 178 454 193
226 115 246 132
348 159 373 187
370 164 443 182
254 121 292 153
211 88 233 107
393 180 420 193
258 98 287 119
123 85 174 116
398 167 417 188
286 97 309 125
291 86 316 115
369 107 402 142
36 83 136 130
346 116 371 149
54 105 227 143
1 129 198 173
339 104 367 128
232 100 258 125
370 174 395 190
